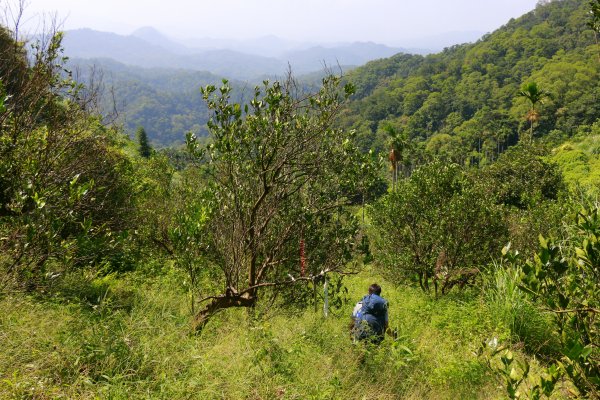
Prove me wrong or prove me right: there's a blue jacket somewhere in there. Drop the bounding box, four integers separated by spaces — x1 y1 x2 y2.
356 294 388 337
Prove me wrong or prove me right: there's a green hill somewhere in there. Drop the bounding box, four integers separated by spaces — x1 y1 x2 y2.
341 0 600 165
70 58 347 147
68 58 238 147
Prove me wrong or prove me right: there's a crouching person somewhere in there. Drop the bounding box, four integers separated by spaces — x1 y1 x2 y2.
351 283 388 344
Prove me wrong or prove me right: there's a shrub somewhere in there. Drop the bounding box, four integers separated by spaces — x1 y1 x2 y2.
370 161 507 295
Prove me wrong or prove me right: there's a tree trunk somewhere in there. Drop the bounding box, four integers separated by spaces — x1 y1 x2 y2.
192 291 256 332
529 105 535 142
418 273 425 292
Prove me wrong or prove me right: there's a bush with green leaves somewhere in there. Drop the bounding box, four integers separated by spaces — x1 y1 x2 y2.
478 143 568 256
480 345 561 400
518 207 599 398
480 144 565 210
482 259 557 356
480 206 599 399
0 25 136 288
370 161 507 295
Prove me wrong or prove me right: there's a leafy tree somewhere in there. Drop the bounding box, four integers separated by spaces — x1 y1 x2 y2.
167 169 215 314
479 143 567 254
381 122 408 187
0 24 135 287
370 162 507 295
136 126 153 158
480 143 565 210
186 75 375 330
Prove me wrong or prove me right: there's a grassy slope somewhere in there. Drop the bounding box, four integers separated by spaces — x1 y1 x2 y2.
0 267 518 399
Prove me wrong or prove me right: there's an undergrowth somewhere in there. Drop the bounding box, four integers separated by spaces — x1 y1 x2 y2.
482 264 557 357
0 266 534 399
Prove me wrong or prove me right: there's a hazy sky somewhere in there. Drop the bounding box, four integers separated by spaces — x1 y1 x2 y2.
19 0 539 45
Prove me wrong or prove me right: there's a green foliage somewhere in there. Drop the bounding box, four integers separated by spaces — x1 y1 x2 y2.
518 207 600 397
482 261 556 355
0 27 136 287
480 345 561 400
518 82 550 110
478 143 568 255
0 270 506 399
0 80 6 114
522 51 600 136
69 58 230 147
381 122 410 187
480 143 565 209
129 151 219 303
2 2 599 398
590 0 600 45
340 0 600 165
185 75 377 328
551 133 600 192
371 161 507 294
168 171 216 313
518 81 551 141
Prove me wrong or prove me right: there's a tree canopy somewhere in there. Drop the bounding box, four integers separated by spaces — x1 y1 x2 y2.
185 75 376 329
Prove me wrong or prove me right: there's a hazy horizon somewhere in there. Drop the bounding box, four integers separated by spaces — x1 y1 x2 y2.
17 0 540 47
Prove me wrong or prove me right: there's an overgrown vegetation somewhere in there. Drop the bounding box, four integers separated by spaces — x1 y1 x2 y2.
1 0 599 398
370 161 507 294
0 24 136 291
183 75 376 330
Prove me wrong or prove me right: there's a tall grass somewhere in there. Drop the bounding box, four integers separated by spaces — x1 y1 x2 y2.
481 263 556 356
0 267 508 399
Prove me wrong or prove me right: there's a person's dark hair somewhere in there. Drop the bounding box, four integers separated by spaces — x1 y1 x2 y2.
368 283 381 295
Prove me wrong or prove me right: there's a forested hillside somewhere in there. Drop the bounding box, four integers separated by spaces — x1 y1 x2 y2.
69 58 233 146
69 58 342 147
341 0 600 167
63 28 410 148
88 0 600 150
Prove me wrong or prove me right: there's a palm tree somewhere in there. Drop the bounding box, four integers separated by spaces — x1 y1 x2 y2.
518 82 550 142
383 124 408 189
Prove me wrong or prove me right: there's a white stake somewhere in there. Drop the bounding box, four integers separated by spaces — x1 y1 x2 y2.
323 276 329 318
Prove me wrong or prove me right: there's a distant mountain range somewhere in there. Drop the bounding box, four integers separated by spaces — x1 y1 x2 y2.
59 26 487 146
62 27 428 80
